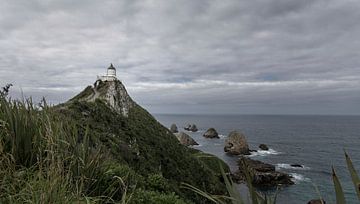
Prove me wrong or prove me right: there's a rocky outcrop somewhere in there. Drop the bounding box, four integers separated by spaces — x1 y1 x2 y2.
184 124 198 132
174 132 198 146
70 80 134 117
224 131 250 155
290 164 303 168
232 157 294 187
307 199 326 204
170 124 178 133
203 128 219 138
259 144 269 151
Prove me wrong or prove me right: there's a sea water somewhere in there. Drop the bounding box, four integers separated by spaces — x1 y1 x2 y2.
154 114 360 204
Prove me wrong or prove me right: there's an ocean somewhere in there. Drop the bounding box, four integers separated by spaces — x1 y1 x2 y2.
154 114 360 204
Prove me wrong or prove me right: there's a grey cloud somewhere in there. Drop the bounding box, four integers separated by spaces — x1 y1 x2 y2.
1 0 359 115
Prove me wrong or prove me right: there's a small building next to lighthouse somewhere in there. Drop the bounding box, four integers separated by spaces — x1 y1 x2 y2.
98 63 117 82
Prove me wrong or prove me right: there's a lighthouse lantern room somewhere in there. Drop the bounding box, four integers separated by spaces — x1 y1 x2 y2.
98 63 117 82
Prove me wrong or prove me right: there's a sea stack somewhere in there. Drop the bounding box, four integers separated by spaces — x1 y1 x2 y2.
259 144 269 151
233 157 294 187
184 124 198 132
203 128 219 138
170 124 178 133
174 132 198 146
224 131 250 155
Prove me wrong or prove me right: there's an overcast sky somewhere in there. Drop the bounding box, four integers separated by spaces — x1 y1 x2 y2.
1 0 359 115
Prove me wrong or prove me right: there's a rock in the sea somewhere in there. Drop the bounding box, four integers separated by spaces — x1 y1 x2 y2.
170 124 178 133
203 128 219 138
233 157 294 187
174 132 198 146
290 164 303 168
307 199 326 204
184 124 198 132
259 144 269 151
224 131 250 155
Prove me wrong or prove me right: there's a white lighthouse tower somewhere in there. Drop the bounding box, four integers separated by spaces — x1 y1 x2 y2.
98 63 117 82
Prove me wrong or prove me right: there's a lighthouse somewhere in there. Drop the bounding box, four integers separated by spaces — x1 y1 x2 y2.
98 63 117 82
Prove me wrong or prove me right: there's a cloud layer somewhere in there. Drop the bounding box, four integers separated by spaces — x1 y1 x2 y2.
1 0 359 114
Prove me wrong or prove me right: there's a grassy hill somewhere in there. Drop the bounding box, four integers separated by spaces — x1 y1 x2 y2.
0 81 228 203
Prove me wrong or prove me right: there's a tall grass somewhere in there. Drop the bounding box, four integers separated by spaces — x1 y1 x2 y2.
331 151 360 204
0 96 128 203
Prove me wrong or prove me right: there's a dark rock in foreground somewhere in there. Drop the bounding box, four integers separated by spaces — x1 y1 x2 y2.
259 144 269 151
308 199 326 204
184 124 198 132
174 132 198 146
232 157 294 187
203 128 219 138
170 123 178 133
224 131 250 155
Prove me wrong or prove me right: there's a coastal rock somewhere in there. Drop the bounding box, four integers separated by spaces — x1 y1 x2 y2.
203 128 219 138
233 157 294 187
290 164 303 168
259 144 269 151
307 199 326 204
170 124 178 133
174 132 198 146
224 131 250 155
71 80 134 117
184 124 198 132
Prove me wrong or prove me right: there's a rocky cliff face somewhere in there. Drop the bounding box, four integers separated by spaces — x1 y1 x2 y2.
71 79 135 117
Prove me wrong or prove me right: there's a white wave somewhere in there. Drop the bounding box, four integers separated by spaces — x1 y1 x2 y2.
290 173 311 183
248 148 281 157
276 163 310 170
219 134 226 138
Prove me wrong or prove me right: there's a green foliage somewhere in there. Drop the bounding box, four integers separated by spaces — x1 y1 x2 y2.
331 152 360 204
145 173 171 192
345 152 360 200
332 167 346 204
0 91 227 203
192 149 230 177
129 189 188 204
69 85 94 101
58 99 228 202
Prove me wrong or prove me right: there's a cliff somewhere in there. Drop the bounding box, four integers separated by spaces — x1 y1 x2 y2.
54 79 229 203
70 80 134 117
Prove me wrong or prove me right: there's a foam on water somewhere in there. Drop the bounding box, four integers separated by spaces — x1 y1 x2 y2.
276 163 311 170
219 134 226 138
290 173 311 183
248 148 281 157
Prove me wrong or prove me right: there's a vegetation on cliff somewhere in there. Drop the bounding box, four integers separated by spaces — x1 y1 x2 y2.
0 82 228 203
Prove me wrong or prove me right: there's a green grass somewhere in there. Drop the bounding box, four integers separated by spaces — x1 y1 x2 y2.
0 90 227 203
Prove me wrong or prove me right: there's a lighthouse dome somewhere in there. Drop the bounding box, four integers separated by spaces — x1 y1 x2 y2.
107 63 116 77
